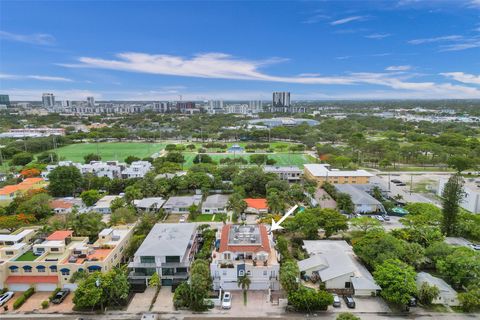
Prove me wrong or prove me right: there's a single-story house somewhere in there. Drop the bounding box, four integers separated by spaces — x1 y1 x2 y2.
163 195 202 214
416 272 460 306
92 195 122 214
301 240 381 296
133 197 166 212
244 198 268 214
49 198 84 214
335 184 385 213
201 194 230 214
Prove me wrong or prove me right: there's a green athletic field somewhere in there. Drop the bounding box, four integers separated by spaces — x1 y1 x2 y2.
182 152 312 168
50 142 166 163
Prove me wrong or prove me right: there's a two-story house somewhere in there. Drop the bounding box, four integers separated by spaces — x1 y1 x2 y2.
210 224 280 291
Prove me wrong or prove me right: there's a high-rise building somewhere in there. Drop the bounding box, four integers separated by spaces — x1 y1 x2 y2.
42 93 55 108
87 96 95 108
153 102 170 113
0 94 10 107
208 100 224 114
249 100 263 113
272 92 290 112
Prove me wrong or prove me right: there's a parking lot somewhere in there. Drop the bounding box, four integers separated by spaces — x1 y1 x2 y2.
331 296 391 313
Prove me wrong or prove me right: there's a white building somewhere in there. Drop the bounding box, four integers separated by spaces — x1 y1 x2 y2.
210 224 280 291
201 194 230 214
133 197 165 212
163 195 202 214
264 165 302 182
416 272 459 306
42 93 55 108
438 178 480 213
121 161 152 179
301 240 380 296
335 184 385 213
128 223 199 287
92 195 122 214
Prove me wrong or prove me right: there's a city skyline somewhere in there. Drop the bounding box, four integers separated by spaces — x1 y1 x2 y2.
1 0 480 101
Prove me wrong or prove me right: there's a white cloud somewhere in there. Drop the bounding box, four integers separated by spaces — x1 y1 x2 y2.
441 72 480 85
0 73 73 82
302 14 330 24
439 39 480 51
468 0 480 8
330 16 367 26
408 35 463 44
365 33 391 39
0 30 55 45
58 52 480 98
5 89 101 101
385 65 412 71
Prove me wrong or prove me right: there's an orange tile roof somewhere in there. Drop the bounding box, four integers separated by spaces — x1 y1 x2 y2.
0 178 45 196
244 198 268 210
218 224 271 253
49 199 74 209
47 230 73 241
87 248 112 261
6 275 58 284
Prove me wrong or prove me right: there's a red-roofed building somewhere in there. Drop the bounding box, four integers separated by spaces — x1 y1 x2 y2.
210 224 280 291
244 198 269 214
46 230 73 241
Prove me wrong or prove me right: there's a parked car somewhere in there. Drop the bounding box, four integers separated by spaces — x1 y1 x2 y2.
391 179 402 184
343 295 356 308
179 215 186 223
222 292 232 309
376 215 385 222
382 214 390 221
332 294 341 307
470 244 480 251
396 183 407 186
52 289 70 304
0 291 14 307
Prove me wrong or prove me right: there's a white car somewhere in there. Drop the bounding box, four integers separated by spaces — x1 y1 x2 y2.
179 215 186 223
376 215 385 222
0 291 14 307
222 291 232 309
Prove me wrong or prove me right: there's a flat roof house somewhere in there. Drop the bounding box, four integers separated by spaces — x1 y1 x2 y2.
210 224 280 290
202 194 230 214
133 197 166 212
264 165 302 182
128 223 199 289
335 184 385 213
163 195 202 214
416 272 459 306
92 195 122 214
304 164 373 186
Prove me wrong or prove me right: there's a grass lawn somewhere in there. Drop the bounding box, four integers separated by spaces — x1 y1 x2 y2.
15 250 38 261
183 152 311 168
45 142 166 163
190 214 225 222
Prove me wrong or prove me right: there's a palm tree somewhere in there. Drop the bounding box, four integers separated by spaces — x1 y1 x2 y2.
237 274 251 305
227 193 247 221
267 191 286 215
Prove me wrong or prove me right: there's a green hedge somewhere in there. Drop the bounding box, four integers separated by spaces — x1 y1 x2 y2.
13 287 35 309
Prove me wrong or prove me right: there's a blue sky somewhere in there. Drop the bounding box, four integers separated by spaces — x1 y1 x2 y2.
1 0 480 101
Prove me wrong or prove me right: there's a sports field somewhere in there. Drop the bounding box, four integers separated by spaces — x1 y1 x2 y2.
49 142 166 162
183 152 312 168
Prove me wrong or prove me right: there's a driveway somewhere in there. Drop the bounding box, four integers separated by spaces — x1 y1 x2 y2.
212 290 284 317
40 292 74 313
0 291 19 314
151 287 175 313
17 292 50 312
332 296 391 313
127 287 156 313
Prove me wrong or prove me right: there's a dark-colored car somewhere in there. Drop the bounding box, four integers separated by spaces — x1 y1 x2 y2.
343 295 356 308
396 183 407 186
52 289 70 304
391 179 402 184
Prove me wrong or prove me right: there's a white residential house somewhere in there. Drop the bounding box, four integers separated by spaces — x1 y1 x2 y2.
210 224 280 291
335 184 385 213
133 197 165 212
92 195 122 214
122 161 152 179
263 165 302 182
301 240 381 296
416 272 459 306
128 223 199 288
201 194 230 214
163 195 202 214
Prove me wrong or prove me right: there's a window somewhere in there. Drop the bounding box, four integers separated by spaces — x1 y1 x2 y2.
38 268 46 273
224 253 231 260
247 270 251 276
140 256 155 264
61 269 70 276
50 266 57 272
162 268 175 276
222 271 227 276
11 268 19 273
238 270 245 276
176 267 187 273
345 282 351 288
51 247 59 252
263 271 268 276
165 256 180 263
5 251 14 256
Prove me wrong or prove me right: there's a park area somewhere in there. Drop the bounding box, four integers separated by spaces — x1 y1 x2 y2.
182 152 314 168
48 142 166 162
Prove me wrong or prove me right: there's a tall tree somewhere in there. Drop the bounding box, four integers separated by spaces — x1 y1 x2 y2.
48 166 83 197
373 259 417 306
441 174 464 236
